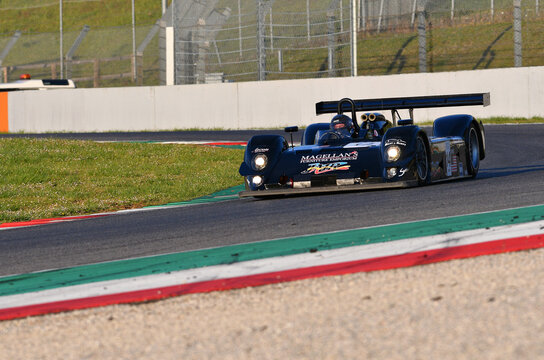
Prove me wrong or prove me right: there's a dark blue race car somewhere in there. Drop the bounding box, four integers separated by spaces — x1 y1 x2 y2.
239 93 489 197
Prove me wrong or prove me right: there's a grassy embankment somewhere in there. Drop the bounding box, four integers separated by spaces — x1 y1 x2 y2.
0 138 244 223
0 0 168 86
1 0 543 86
0 0 165 33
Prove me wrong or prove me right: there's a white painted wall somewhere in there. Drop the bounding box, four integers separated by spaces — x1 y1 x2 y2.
7 66 544 133
165 27 174 86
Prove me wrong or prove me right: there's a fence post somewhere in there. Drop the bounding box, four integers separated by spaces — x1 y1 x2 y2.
2 67 7 83
514 0 522 67
136 54 144 85
350 0 357 76
340 0 344 33
131 0 136 81
327 8 336 77
131 55 136 83
60 0 64 78
411 0 417 28
257 0 266 81
269 8 274 51
307 0 311 41
195 19 207 84
238 0 243 57
66 57 71 79
360 0 366 32
377 0 384 33
491 0 494 21
418 6 427 73
51 63 57 79
93 58 100 87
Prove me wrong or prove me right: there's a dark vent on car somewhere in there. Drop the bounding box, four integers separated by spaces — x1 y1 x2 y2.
42 79 70 86
311 175 337 187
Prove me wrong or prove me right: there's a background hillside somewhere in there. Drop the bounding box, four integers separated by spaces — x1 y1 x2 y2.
0 0 542 87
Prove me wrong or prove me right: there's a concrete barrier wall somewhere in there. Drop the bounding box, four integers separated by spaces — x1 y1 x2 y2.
5 66 544 133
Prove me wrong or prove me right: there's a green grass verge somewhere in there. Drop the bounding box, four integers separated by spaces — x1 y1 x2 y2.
416 117 544 126
1 116 541 223
0 138 244 223
480 117 544 124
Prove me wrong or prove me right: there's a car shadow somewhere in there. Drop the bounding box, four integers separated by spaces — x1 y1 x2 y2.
477 164 544 179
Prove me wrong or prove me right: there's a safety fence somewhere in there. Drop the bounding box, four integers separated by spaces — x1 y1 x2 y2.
0 0 542 87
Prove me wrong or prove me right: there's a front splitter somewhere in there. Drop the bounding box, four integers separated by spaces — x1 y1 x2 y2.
238 181 418 198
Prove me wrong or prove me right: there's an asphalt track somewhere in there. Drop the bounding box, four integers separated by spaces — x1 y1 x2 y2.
1 125 544 277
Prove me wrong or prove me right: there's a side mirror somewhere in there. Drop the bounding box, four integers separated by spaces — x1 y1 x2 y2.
398 119 414 126
284 126 298 148
284 126 299 133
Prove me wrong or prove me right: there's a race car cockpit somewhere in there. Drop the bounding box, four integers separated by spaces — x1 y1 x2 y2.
316 114 355 145
312 98 397 145
330 114 355 137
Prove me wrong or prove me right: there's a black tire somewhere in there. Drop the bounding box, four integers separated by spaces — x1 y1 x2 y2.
465 124 480 178
415 134 431 185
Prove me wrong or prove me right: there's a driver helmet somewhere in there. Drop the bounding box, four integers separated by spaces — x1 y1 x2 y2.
330 114 354 137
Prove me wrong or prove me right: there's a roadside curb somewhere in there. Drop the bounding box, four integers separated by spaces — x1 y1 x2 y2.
0 204 542 321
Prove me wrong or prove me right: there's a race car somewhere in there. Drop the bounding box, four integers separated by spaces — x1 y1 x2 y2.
239 93 489 197
0 74 76 92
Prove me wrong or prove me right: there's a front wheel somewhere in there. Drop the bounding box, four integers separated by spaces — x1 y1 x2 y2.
465 124 480 178
415 134 431 185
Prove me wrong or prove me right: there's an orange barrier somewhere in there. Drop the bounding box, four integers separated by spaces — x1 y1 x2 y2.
0 92 7 133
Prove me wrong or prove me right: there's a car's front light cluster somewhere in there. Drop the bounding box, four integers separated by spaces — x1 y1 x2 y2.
252 154 268 171
386 167 398 179
385 145 401 162
251 175 264 186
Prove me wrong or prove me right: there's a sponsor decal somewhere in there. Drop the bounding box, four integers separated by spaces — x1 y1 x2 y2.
300 151 358 164
252 147 269 153
344 141 381 149
399 168 408 177
452 154 458 174
302 162 350 175
445 140 452 177
385 139 407 147
432 161 444 178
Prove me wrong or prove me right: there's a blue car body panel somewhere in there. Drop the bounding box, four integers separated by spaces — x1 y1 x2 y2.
239 93 489 197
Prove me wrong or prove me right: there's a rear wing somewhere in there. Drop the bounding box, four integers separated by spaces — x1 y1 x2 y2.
315 93 490 125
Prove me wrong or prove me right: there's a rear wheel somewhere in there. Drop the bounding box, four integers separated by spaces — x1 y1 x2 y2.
466 124 480 177
415 134 431 185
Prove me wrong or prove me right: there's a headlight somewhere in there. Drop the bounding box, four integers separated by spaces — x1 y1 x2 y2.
386 145 401 162
386 167 398 179
252 154 268 171
252 175 264 186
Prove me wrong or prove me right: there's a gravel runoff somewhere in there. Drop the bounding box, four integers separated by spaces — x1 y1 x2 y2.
1 248 543 360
